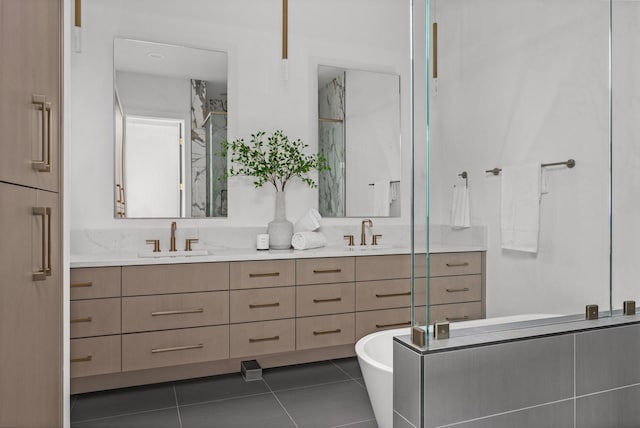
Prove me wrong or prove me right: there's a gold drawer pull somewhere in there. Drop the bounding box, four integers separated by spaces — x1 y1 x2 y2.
249 302 280 309
32 207 52 281
249 335 280 343
313 268 342 274
446 316 470 322
376 321 411 328
71 282 93 288
249 272 280 278
71 355 92 363
313 328 342 336
70 316 93 324
151 308 204 316
313 297 342 303
446 287 470 293
375 291 411 298
151 344 204 354
32 94 52 172
446 262 470 267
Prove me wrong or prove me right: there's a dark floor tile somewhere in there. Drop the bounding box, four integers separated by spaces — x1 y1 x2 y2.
332 357 363 380
276 380 375 428
332 418 378 428
174 372 270 405
71 408 180 428
71 383 176 422
180 393 296 428
263 360 350 391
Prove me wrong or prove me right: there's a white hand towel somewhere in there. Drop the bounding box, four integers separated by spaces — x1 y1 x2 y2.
450 184 470 229
294 208 322 233
291 231 327 250
500 162 541 253
373 180 391 216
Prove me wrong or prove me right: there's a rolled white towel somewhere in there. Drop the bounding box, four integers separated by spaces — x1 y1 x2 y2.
294 208 322 233
291 231 327 250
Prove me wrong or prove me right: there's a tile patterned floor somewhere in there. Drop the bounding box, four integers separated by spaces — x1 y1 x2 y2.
71 357 377 428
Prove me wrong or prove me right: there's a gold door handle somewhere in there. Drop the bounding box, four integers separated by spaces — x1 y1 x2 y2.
446 287 470 293
446 262 469 267
249 302 280 309
71 282 92 288
32 207 52 281
249 335 280 343
70 317 92 324
313 297 342 303
376 321 411 328
151 308 204 316
313 268 342 274
249 272 280 278
32 95 52 172
446 316 470 322
375 291 411 298
313 329 341 336
151 344 204 354
116 184 123 203
71 355 93 363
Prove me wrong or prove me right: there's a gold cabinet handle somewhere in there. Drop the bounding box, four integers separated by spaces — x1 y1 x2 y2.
313 297 342 303
32 207 52 281
120 185 125 205
249 335 280 343
70 317 92 324
32 95 52 172
446 262 469 267
71 282 93 288
446 287 470 293
249 272 280 278
151 344 204 354
375 291 411 298
116 184 123 203
151 308 204 316
71 355 92 363
376 321 411 328
249 302 280 309
313 328 341 336
313 268 342 274
446 316 470 322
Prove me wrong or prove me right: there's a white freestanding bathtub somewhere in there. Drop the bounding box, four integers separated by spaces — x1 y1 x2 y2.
355 314 558 428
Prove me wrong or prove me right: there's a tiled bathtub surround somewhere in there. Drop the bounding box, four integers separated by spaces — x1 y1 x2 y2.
393 315 640 428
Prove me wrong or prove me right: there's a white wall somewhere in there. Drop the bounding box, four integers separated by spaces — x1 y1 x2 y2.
429 0 611 316
69 0 412 233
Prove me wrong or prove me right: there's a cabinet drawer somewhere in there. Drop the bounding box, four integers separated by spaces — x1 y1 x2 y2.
230 260 295 289
70 267 121 300
122 291 229 333
122 325 229 371
230 287 295 323
230 319 295 359
296 283 355 317
296 257 354 285
429 252 482 277
70 336 121 378
356 308 412 340
122 263 229 296
430 275 482 305
296 313 355 350
355 255 412 281
429 302 482 324
356 278 426 311
70 298 121 338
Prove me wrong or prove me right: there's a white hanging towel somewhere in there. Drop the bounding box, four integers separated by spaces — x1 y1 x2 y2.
500 162 542 253
373 180 391 216
450 184 470 229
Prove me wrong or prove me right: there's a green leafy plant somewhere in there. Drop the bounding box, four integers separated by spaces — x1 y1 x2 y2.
222 130 329 192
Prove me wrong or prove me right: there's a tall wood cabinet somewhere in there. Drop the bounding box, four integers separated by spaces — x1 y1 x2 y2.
0 0 63 426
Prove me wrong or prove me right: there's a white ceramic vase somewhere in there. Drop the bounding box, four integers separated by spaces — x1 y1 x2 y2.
267 191 293 249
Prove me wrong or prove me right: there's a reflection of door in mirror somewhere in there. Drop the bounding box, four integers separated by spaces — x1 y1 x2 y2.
318 65 401 218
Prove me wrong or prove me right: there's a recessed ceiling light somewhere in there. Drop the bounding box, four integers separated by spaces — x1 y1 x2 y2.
147 52 164 59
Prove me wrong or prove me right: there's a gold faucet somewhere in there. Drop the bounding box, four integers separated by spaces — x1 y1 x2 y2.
170 221 177 251
360 219 373 246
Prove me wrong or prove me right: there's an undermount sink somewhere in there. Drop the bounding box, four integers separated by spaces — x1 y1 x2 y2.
347 244 393 251
138 249 209 258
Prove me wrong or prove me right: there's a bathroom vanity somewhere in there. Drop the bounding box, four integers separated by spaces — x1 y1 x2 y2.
69 248 485 393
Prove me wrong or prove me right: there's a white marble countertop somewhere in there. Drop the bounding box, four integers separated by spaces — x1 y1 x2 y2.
70 244 487 268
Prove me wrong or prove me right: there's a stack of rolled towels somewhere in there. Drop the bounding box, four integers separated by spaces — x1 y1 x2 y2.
291 208 327 250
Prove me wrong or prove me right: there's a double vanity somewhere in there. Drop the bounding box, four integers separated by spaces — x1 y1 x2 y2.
69 245 486 393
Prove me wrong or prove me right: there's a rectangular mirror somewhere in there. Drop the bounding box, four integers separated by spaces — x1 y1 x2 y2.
114 39 228 218
318 65 401 217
